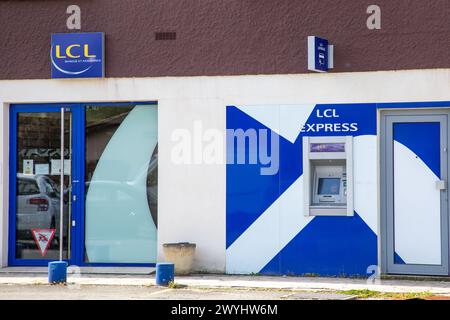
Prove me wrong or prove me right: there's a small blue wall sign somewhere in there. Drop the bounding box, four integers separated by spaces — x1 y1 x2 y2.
308 36 333 73
51 32 105 78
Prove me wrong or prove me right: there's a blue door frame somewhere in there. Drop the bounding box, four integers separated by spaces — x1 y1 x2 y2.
8 102 157 267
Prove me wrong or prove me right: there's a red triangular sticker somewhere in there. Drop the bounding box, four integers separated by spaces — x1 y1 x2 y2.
31 228 56 257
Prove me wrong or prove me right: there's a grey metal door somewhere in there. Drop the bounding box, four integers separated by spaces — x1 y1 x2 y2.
381 110 449 275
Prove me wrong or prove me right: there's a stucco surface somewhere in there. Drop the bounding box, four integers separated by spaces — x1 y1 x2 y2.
0 0 449 79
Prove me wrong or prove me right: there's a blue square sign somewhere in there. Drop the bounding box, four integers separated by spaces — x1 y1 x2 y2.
51 32 105 78
308 36 332 72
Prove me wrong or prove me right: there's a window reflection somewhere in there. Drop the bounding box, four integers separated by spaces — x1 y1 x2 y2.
85 105 158 263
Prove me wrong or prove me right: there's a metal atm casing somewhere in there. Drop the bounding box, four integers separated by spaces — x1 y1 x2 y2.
302 136 354 216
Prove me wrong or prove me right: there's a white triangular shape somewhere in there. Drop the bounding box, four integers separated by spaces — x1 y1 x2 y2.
31 228 56 257
236 105 280 134
279 104 316 143
237 105 315 143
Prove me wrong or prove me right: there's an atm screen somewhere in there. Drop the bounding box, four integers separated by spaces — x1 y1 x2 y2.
318 178 340 195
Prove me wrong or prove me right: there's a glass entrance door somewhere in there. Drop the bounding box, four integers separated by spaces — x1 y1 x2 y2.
381 110 449 276
9 106 78 265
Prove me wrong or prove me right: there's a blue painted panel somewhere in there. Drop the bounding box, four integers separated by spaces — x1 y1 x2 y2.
226 107 283 248
278 135 303 202
393 122 440 177
301 104 376 138
377 101 450 109
226 103 378 274
260 212 377 276
394 252 406 265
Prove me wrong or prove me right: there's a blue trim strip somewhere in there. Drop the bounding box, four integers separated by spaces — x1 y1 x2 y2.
13 101 157 108
7 109 16 266
377 101 450 109
77 105 85 266
9 260 155 267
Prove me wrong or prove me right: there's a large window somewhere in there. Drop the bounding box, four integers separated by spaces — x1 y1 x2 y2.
84 105 158 263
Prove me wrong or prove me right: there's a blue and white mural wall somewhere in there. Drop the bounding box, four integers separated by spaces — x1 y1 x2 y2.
226 103 378 276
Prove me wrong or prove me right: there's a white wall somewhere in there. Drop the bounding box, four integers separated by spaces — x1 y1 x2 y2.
0 69 449 271
158 97 226 272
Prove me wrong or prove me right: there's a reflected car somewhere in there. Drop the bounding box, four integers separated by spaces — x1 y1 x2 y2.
85 179 157 228
16 174 68 240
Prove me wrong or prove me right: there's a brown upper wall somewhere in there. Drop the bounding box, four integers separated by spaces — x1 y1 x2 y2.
0 0 449 79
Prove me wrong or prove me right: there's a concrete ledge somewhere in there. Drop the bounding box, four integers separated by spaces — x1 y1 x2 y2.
0 267 155 275
381 274 450 282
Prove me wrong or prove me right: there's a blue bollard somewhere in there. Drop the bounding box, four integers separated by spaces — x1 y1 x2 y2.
48 261 68 284
156 262 174 286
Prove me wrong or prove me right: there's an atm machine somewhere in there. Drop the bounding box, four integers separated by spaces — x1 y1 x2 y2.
302 136 353 216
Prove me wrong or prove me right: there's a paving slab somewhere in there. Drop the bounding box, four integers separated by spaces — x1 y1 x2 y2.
0 284 339 300
281 292 357 300
173 275 450 294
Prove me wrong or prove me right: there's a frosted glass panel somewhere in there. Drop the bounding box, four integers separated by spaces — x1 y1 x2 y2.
85 105 157 263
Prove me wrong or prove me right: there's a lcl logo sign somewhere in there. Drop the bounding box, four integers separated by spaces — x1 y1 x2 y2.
51 32 104 78
54 44 97 59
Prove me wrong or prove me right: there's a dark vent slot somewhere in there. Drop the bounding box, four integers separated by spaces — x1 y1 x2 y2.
155 32 176 41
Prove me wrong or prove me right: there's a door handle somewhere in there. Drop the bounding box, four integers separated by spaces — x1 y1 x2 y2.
436 180 447 190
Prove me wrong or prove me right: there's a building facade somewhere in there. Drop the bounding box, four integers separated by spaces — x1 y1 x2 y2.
1 0 450 276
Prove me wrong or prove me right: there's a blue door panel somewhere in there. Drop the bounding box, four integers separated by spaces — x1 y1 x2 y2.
393 122 440 177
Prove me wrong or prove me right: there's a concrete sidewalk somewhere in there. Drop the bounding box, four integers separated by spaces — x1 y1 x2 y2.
1 270 450 294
